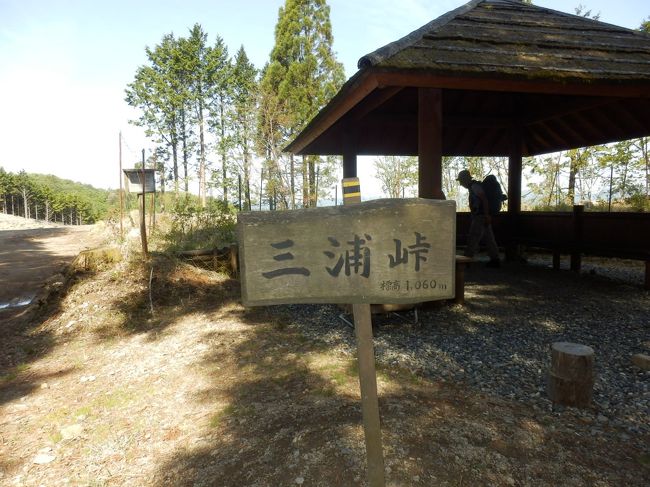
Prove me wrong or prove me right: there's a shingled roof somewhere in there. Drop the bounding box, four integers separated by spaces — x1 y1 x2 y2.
358 0 650 83
286 0 650 158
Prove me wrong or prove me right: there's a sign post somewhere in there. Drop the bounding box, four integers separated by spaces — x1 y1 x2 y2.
344 178 385 487
123 165 156 258
237 191 456 486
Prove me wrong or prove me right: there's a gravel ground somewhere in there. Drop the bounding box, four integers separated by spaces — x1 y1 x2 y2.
281 256 649 443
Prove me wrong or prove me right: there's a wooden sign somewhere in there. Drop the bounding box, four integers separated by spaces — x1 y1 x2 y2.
123 169 156 194
238 198 456 306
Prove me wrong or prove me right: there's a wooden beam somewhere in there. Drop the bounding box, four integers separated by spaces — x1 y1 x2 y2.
418 88 444 199
534 121 572 148
286 71 378 154
445 115 512 128
374 71 650 98
522 97 621 127
565 112 609 141
469 126 500 155
352 86 403 122
552 117 590 147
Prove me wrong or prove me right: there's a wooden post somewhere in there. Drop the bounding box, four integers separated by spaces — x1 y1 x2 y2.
547 342 594 408
418 88 444 200
343 125 357 179
140 150 149 257
119 131 124 241
645 260 650 290
343 178 385 487
139 193 148 257
552 250 561 271
570 205 584 272
454 256 472 305
506 126 523 261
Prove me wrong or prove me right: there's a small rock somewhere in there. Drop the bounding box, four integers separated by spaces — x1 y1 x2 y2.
295 477 304 485
41 383 49 389
631 354 650 371
60 424 83 440
33 453 56 464
413 475 421 482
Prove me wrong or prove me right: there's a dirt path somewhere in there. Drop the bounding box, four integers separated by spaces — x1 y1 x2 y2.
0 214 105 320
1 255 648 486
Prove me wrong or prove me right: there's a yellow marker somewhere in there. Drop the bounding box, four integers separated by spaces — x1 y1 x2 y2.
342 178 361 203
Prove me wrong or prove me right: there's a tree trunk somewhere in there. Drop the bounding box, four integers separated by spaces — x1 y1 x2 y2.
244 145 251 211
309 157 316 208
182 109 189 194
302 155 309 208
172 134 179 196
290 154 295 209
199 104 206 208
220 98 228 205
22 189 29 219
567 154 577 206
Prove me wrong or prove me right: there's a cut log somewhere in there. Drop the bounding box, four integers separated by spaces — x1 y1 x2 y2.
547 342 594 408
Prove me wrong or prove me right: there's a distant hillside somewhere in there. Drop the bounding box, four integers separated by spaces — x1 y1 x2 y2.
0 168 117 224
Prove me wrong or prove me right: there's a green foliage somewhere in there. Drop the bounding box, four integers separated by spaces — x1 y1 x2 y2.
373 156 418 198
231 46 259 211
165 196 236 251
258 0 345 208
641 18 650 33
0 168 113 223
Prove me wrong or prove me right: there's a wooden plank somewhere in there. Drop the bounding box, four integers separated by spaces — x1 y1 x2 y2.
238 199 456 306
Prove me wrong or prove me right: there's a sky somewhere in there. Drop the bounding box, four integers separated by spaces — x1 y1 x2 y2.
0 0 648 195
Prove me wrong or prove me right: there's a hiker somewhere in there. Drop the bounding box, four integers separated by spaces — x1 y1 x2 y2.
457 169 501 267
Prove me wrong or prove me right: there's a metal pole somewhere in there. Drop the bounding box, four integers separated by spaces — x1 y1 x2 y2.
119 131 124 241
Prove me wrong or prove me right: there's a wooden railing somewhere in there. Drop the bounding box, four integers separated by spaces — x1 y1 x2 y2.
456 207 650 288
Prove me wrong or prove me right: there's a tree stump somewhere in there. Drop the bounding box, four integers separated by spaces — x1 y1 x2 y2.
547 342 595 408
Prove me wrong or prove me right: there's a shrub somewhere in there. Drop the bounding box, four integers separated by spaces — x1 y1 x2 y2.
165 198 236 251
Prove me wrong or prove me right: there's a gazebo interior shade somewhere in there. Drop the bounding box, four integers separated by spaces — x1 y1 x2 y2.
286 0 650 157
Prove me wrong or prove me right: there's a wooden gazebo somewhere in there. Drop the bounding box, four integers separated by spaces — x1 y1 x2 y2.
286 0 650 286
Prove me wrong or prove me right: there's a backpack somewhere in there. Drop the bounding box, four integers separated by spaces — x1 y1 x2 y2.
481 175 507 215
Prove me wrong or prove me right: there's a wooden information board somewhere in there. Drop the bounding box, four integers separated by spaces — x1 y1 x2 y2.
238 198 456 306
